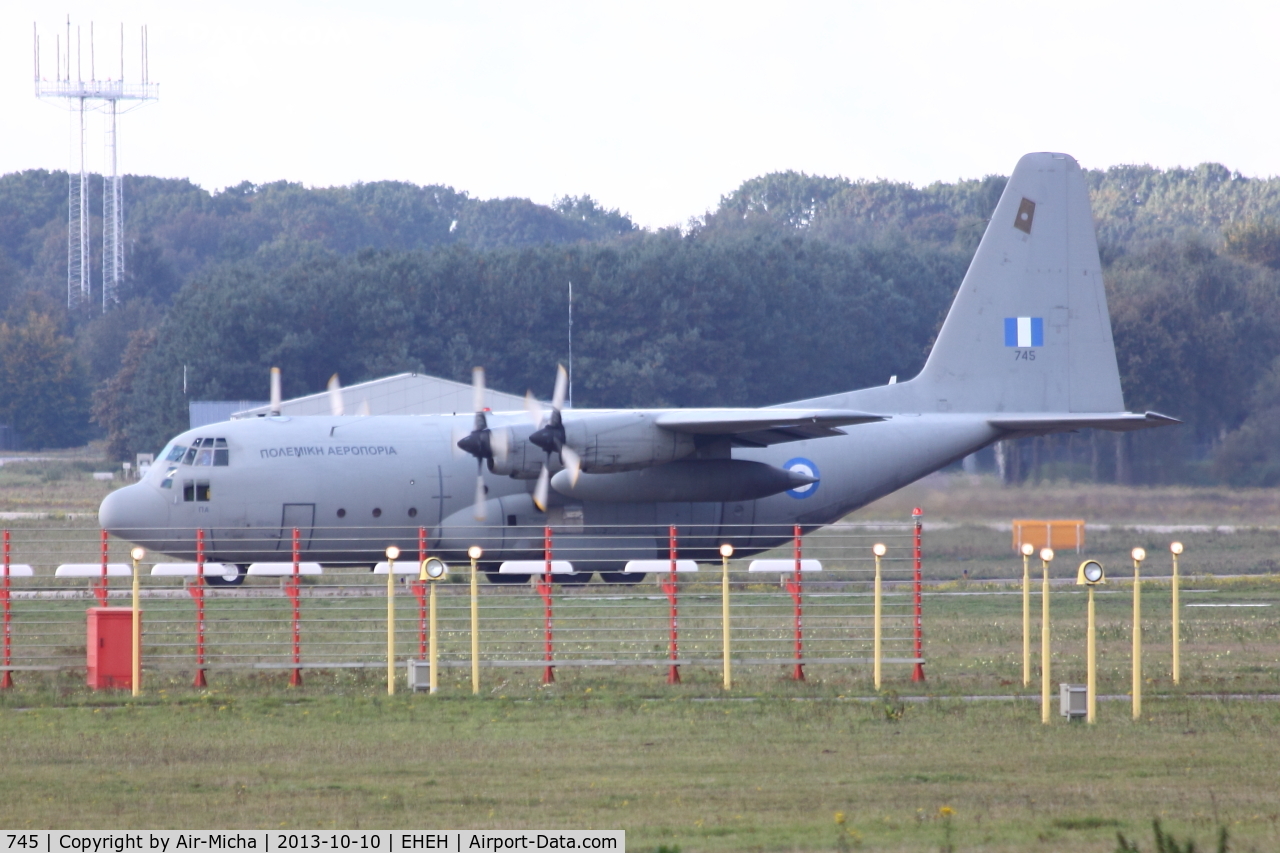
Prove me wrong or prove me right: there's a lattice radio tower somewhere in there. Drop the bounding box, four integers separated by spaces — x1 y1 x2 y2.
34 17 158 312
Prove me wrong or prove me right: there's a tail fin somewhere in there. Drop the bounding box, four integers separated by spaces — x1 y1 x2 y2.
912 152 1123 413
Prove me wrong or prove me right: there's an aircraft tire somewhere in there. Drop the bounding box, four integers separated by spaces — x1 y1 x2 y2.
557 572 591 586
484 569 530 585
205 564 248 587
599 571 644 585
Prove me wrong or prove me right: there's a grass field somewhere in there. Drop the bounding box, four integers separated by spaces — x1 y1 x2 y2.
3 458 1279 850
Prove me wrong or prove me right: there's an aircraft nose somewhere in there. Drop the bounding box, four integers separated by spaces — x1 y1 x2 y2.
98 484 169 539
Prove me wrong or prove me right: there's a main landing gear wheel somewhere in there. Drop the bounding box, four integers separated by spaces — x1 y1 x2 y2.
600 571 644 585
484 569 530 585
205 564 247 587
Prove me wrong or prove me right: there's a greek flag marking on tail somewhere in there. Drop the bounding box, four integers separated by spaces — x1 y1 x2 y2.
1004 317 1044 347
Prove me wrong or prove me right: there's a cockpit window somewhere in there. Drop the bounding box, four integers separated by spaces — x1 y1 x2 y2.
160 467 177 489
195 437 215 466
181 437 230 467
164 444 187 463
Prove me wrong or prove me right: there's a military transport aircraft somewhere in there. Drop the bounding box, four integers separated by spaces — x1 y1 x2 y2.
99 152 1176 584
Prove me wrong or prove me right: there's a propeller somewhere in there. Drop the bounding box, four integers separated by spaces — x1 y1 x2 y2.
269 367 282 416
455 367 510 521
327 374 344 416
526 364 581 511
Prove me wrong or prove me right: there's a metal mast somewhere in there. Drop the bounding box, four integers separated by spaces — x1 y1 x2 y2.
35 17 157 312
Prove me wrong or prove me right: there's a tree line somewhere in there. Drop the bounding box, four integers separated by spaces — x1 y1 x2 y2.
3 163 1280 486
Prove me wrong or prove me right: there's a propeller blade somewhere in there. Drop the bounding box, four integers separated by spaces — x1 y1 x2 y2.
474 473 487 521
327 374 345 417
524 391 545 427
533 464 550 512
490 426 510 465
560 444 582 486
552 364 568 411
269 367 282 416
472 366 486 413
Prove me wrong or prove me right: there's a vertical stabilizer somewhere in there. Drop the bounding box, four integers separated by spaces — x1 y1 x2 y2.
911 152 1123 413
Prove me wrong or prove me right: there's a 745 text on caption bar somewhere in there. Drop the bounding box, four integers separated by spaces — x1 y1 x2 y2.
5 833 624 853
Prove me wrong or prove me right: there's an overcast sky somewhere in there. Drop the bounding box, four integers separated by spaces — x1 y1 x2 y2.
3 1 1278 229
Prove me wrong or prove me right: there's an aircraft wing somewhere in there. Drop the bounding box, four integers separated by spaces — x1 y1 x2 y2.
989 411 1181 435
655 409 886 447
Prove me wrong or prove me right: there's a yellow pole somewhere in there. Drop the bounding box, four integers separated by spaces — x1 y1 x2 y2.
1040 549 1053 724
429 580 438 694
873 545 885 690
130 549 142 697
1171 543 1182 685
1131 549 1144 720
720 544 733 690
386 549 398 696
1087 585 1096 723
470 549 481 695
1022 548 1031 687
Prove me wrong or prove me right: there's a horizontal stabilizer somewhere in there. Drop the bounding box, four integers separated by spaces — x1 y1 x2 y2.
989 411 1180 435
656 408 883 446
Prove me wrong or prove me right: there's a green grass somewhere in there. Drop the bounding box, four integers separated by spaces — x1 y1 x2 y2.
2 691 1278 851
4 466 1280 847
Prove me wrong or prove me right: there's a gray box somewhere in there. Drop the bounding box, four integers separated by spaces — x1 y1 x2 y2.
1059 683 1087 719
406 659 432 692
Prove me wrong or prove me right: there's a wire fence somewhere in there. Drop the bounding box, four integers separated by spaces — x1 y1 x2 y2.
0 519 925 688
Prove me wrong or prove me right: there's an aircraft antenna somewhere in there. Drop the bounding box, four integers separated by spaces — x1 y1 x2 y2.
567 280 573 409
34 16 158 313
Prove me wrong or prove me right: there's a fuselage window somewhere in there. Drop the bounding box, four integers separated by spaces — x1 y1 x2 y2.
214 438 229 466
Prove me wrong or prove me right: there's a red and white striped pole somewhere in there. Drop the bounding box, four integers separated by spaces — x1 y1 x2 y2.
2 530 12 689
193 529 207 687
97 528 109 606
415 527 428 660
289 527 302 686
791 524 805 681
911 507 926 682
541 526 555 684
666 525 680 684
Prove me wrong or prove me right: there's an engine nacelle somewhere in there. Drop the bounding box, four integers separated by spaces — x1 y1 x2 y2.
485 424 549 479
562 412 696 474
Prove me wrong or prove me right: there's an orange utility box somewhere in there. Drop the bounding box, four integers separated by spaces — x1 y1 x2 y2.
1011 519 1086 554
86 607 137 689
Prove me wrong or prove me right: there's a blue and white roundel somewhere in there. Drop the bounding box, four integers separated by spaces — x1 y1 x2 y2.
784 457 819 499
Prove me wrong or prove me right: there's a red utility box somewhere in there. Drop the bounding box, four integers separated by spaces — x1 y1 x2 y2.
87 607 137 689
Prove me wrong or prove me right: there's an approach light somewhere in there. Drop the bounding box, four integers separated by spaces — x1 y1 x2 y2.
1021 542 1035 557
385 545 401 561
719 543 734 558
1170 541 1184 556
130 546 146 562
421 558 448 581
1040 548 1054 563
872 543 887 557
468 545 483 560
1077 560 1105 585
1131 547 1146 563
